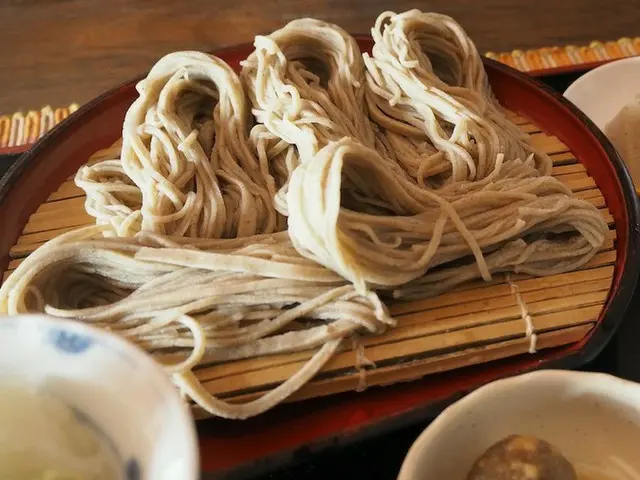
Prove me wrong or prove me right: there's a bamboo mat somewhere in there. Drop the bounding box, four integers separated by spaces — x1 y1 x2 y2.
1 112 617 412
2 36 640 150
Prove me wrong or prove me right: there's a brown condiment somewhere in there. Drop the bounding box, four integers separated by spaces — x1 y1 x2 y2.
467 435 577 480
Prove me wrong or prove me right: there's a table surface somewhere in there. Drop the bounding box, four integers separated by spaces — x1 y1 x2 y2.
2 0 640 114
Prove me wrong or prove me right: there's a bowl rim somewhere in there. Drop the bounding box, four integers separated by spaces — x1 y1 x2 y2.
397 369 640 480
0 313 200 479
564 55 640 105
563 55 640 195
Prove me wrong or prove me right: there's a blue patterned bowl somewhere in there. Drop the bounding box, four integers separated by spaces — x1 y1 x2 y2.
0 314 199 480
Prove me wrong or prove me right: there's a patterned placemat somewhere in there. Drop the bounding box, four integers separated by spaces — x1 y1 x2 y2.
2 37 640 150
485 37 640 71
1 104 78 149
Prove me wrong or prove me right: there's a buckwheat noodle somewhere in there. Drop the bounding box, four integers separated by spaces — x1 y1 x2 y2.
76 51 282 238
364 10 552 185
0 225 392 419
0 10 608 419
286 138 605 293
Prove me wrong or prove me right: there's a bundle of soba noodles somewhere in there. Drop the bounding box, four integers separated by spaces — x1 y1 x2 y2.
0 10 608 419
0 226 392 419
286 139 605 294
364 10 550 185
76 51 283 238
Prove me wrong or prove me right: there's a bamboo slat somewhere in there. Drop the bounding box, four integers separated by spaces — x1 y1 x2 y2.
0 119 618 407
193 324 592 415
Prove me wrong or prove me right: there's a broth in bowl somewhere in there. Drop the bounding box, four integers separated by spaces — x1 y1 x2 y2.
0 383 121 480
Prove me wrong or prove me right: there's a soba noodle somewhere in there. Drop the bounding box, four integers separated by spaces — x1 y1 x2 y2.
0 10 608 418
76 51 282 238
240 17 404 214
287 138 605 293
0 225 392 419
364 10 552 185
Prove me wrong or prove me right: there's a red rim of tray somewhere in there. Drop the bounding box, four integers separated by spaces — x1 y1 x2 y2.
1 37 639 478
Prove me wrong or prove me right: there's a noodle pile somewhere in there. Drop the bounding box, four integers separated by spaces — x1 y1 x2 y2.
364 11 551 185
0 10 608 419
287 139 605 293
76 51 282 237
0 226 391 419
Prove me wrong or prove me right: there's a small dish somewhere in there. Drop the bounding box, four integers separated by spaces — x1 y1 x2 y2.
0 314 199 480
398 369 640 480
564 56 640 132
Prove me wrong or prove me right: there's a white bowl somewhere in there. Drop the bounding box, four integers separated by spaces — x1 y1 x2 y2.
0 314 199 480
398 370 640 480
564 56 640 132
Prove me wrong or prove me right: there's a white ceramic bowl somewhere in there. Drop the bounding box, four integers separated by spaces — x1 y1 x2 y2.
398 370 640 480
564 56 640 132
0 314 199 480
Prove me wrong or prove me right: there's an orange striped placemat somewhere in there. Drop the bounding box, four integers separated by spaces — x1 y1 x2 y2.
1 104 78 149
486 37 640 72
2 37 640 150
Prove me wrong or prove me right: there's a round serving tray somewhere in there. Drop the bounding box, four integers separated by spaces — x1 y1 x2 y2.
1 38 639 477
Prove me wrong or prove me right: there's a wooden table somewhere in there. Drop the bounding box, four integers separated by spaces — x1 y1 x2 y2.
1 0 639 114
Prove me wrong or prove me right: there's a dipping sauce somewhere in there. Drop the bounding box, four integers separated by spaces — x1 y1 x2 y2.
0 384 121 480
